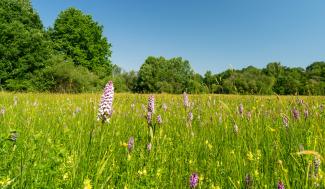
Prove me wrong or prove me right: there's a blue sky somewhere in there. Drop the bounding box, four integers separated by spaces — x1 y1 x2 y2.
31 0 325 74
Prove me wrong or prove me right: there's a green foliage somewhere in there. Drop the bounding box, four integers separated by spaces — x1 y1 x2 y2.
0 2 113 92
0 0 52 91
220 66 275 94
134 58 325 95
187 73 208 94
0 0 42 28
50 7 112 77
305 62 325 95
198 62 325 95
263 62 285 77
43 57 101 93
109 65 138 92
306 62 325 79
137 56 193 93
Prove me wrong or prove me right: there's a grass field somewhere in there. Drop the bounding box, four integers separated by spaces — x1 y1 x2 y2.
0 92 324 188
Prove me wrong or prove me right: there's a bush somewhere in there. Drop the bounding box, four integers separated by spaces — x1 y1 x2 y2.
38 56 101 93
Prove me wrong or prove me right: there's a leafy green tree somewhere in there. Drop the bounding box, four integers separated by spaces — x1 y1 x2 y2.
220 66 274 94
50 7 112 78
137 56 193 93
305 62 325 95
203 70 215 92
263 62 285 77
123 70 138 92
167 57 193 93
306 62 325 80
109 65 138 92
187 73 208 94
37 55 101 93
0 0 52 90
136 56 164 92
273 67 305 95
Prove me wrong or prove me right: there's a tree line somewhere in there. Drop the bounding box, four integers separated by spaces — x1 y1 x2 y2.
1 0 324 95
113 58 325 95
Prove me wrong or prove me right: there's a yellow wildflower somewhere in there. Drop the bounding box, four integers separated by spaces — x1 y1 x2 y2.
247 151 254 161
199 174 204 182
0 177 13 187
83 178 92 189
211 184 221 189
267 126 276 132
63 173 69 180
254 169 259 178
156 168 162 178
256 150 261 160
143 169 147 176
138 168 147 176
205 140 213 150
67 155 74 165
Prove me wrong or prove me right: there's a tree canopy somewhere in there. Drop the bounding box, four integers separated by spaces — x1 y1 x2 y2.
50 7 112 78
136 56 193 93
119 60 324 95
0 1 112 92
0 0 52 90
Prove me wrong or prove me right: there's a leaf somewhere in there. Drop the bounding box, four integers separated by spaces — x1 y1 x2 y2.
149 126 154 141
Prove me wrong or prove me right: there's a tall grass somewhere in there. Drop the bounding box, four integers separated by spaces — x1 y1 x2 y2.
0 92 324 188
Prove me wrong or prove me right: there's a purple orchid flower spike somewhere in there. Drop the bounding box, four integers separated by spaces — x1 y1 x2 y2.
97 81 114 123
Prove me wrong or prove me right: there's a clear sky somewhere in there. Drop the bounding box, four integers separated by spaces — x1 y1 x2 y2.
31 0 325 74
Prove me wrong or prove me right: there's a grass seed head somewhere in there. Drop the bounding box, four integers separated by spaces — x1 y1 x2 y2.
183 92 189 108
304 109 309 120
147 143 152 152
233 124 239 135
245 174 253 188
128 136 134 152
313 156 321 176
13 96 18 106
246 111 252 120
282 115 289 128
188 112 193 122
157 115 162 124
239 103 244 115
0 107 5 116
162 103 167 111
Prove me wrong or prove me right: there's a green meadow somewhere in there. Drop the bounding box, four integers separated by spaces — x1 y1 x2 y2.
0 93 324 188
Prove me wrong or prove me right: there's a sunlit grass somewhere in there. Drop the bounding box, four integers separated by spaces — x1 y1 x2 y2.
0 92 324 188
